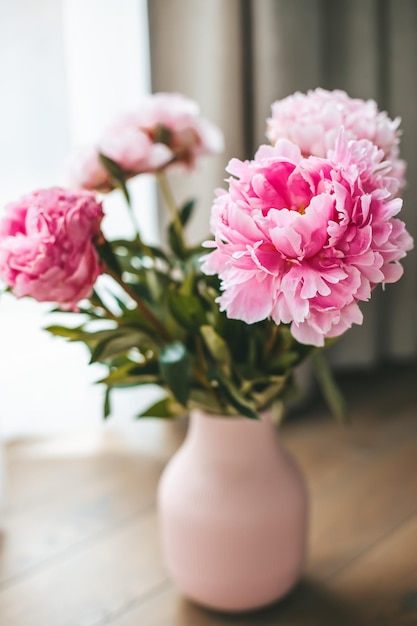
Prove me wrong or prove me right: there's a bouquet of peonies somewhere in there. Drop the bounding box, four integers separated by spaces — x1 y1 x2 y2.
0 89 413 420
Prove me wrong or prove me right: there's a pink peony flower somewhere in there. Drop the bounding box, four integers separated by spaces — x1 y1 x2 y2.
266 88 406 188
66 93 224 192
129 92 224 168
201 134 413 347
0 187 104 310
100 120 172 174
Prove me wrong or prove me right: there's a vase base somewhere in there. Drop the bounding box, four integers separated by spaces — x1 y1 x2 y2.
170 565 302 613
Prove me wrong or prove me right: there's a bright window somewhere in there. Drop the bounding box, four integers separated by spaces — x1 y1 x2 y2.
0 0 161 440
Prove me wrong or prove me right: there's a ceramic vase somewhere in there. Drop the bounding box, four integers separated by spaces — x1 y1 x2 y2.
157 408 308 613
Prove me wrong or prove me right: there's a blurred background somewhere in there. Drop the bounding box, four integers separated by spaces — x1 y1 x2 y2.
0 0 416 441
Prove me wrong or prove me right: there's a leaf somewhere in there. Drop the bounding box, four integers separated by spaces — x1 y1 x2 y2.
87 289 113 317
179 267 196 297
99 153 131 204
158 342 191 405
137 396 183 419
146 245 171 264
45 325 86 341
95 238 122 277
188 388 226 415
186 243 206 259
200 325 231 374
98 361 160 387
268 351 300 373
179 199 195 226
168 221 186 258
128 283 152 304
103 387 112 419
145 268 171 302
168 287 207 331
89 329 154 363
112 239 171 265
99 153 125 181
119 308 161 336
210 369 258 419
312 352 348 423
250 376 289 410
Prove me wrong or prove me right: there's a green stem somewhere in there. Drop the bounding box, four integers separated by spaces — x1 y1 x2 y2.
120 183 155 260
103 264 173 343
312 352 348 423
263 323 281 361
193 335 227 410
157 172 186 249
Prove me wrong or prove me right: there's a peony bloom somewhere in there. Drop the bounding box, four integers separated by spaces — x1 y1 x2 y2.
66 145 114 192
99 120 172 175
67 92 224 191
201 134 413 347
131 92 224 168
0 187 104 310
266 88 406 188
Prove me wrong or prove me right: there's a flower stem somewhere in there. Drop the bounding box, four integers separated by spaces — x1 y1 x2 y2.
120 183 155 260
157 172 186 250
103 264 173 343
194 335 226 409
263 323 281 361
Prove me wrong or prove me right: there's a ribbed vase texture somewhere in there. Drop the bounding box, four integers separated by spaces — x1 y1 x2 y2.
157 409 308 612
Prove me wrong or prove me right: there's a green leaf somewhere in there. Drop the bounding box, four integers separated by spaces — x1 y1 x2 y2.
89 329 154 363
210 369 258 419
98 361 160 387
200 325 231 374
45 325 86 341
116 309 160 338
86 289 114 317
250 376 288 411
158 342 191 405
168 221 186 258
98 153 131 204
312 352 348 423
129 283 152 304
103 387 112 419
179 267 196 297
145 268 171 302
188 388 226 415
95 238 122 277
268 351 300 373
113 239 171 265
179 199 195 226
137 396 183 419
168 287 207 331
147 245 171 264
99 153 125 181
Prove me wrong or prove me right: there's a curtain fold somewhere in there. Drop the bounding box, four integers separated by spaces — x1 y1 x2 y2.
148 0 417 367
148 0 244 244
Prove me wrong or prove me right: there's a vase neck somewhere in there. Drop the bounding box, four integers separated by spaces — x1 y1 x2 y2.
186 409 281 463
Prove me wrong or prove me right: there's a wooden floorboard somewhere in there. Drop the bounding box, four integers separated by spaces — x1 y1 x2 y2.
0 362 416 625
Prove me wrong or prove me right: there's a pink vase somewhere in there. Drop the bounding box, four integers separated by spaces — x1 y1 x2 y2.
157 408 308 613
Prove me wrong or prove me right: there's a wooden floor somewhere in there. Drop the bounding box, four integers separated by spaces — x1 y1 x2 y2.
1 362 417 626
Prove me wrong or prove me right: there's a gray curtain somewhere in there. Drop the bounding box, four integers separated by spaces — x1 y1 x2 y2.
148 0 417 368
